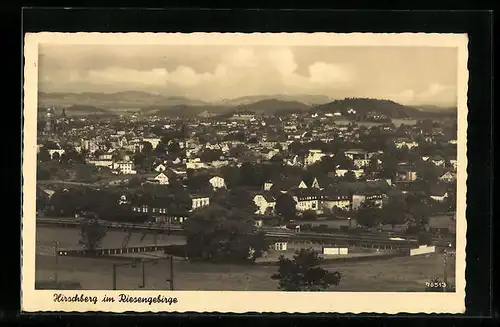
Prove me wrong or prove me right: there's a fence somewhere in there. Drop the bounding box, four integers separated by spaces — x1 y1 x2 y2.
57 245 170 257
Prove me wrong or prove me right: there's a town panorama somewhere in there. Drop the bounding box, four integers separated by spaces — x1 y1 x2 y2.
35 45 458 293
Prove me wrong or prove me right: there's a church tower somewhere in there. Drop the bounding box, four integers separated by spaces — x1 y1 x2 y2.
44 107 53 134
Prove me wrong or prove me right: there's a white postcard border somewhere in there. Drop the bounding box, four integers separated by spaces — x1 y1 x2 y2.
22 32 468 314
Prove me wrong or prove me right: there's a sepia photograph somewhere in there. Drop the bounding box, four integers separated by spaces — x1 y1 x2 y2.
22 32 468 313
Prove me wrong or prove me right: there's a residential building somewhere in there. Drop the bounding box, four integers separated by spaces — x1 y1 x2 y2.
191 195 210 210
439 171 457 183
155 163 167 173
153 172 170 185
209 175 226 189
304 149 325 166
394 138 418 149
335 169 365 179
321 188 351 211
352 192 384 210
291 189 321 212
113 161 136 175
253 193 277 215
345 149 368 160
430 184 449 202
143 137 161 149
431 155 446 167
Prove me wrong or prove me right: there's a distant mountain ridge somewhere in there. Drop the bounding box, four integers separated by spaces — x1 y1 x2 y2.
38 104 115 117
218 94 333 106
414 104 458 113
234 99 310 114
312 98 455 118
143 104 232 117
38 91 207 109
38 91 455 118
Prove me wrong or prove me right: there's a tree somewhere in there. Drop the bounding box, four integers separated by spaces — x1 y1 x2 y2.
183 205 269 263
415 161 440 183
301 210 317 221
380 149 398 180
155 141 167 156
142 141 153 154
75 165 96 183
382 198 406 229
212 187 258 215
220 165 242 188
167 139 181 155
333 152 354 170
37 167 51 180
133 152 146 168
417 232 433 246
49 189 82 217
356 200 382 228
271 248 342 291
199 149 223 162
229 144 248 159
38 148 51 162
186 173 210 192
275 193 297 221
307 156 335 177
408 201 431 231
240 162 260 187
342 171 357 182
366 156 379 174
79 219 107 251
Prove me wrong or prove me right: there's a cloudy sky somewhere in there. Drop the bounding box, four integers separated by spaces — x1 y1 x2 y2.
39 44 458 106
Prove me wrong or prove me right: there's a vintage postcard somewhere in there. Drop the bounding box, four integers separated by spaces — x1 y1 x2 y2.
22 32 468 313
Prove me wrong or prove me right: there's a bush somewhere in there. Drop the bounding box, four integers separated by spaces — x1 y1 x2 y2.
301 210 317 221
163 244 188 258
417 232 433 246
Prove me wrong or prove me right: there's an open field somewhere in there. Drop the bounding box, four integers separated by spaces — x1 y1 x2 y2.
33 226 455 292
35 252 455 292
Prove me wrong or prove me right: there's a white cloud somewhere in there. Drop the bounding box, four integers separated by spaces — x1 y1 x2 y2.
389 83 456 106
87 67 168 86
389 89 416 104
44 47 357 100
266 48 298 76
40 46 455 106
308 62 353 85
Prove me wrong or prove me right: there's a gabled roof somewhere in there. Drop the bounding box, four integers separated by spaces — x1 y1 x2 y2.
154 172 169 179
270 176 305 192
345 148 367 153
257 191 276 203
338 180 389 195
313 176 337 189
432 154 446 161
395 137 414 143
290 187 322 199
323 186 350 199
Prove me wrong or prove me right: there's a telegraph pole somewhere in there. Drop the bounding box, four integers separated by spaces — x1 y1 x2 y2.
166 255 174 290
141 260 146 289
53 241 60 283
169 256 174 290
443 249 448 291
112 263 117 290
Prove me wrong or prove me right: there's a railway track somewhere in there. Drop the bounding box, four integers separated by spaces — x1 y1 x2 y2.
37 217 443 249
